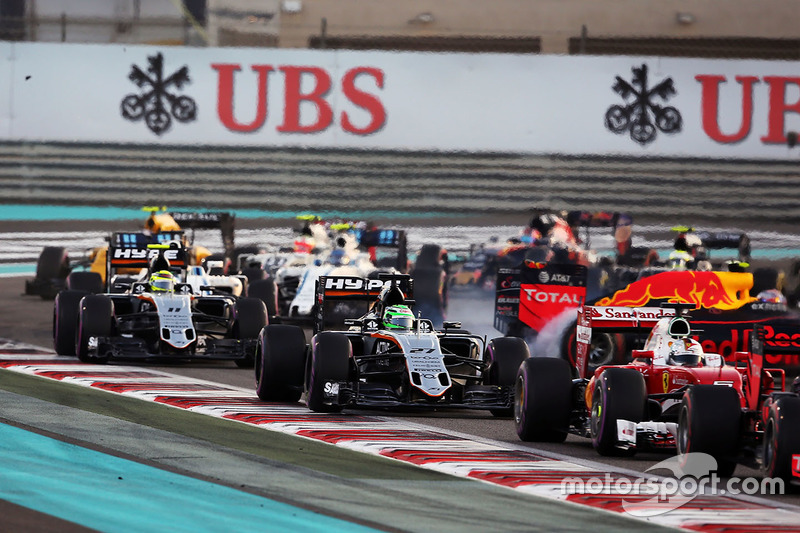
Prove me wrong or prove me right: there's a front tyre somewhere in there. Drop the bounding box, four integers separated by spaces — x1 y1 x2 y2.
232 298 268 368
515 357 572 442
762 395 800 483
306 332 351 413
590 368 646 456
484 337 530 417
76 295 113 363
677 385 741 477
255 325 306 402
53 290 86 355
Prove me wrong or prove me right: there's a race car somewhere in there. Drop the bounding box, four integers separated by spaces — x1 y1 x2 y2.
52 237 266 367
514 303 800 483
24 208 236 299
254 273 530 414
494 243 798 374
268 221 408 322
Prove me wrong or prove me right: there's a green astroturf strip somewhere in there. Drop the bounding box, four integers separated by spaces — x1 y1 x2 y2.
0 423 378 533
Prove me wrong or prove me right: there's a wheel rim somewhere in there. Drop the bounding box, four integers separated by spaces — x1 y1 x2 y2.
514 374 524 424
763 421 775 473
590 385 602 436
677 405 689 453
588 334 614 366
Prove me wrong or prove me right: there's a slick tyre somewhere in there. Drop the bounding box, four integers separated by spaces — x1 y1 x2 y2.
515 357 572 442
232 298 268 368
677 385 741 477
255 325 306 403
762 395 800 484
35 246 70 298
67 271 104 293
53 290 86 356
591 368 647 456
306 332 351 413
76 295 113 363
484 337 530 417
247 279 279 318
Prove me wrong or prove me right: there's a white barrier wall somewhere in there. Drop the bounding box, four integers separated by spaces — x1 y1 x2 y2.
2 41 800 159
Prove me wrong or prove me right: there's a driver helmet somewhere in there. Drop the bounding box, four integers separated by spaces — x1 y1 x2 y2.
149 270 175 293
383 305 414 329
668 339 704 367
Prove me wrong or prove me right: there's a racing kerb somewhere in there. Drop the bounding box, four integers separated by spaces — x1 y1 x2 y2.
2 141 800 222
3 350 800 532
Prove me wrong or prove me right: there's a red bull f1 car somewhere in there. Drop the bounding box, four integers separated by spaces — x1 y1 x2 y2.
514 303 800 483
254 273 530 413
495 259 800 376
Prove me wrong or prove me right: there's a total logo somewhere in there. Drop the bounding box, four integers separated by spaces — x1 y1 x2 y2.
522 288 581 304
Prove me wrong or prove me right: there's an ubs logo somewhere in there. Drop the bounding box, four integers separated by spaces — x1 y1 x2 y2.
605 63 682 145
121 52 197 135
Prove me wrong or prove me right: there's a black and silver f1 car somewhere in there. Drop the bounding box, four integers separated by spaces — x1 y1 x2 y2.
254 273 530 413
53 236 266 366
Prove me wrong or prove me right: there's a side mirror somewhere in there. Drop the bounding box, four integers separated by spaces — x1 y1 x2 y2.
704 353 723 368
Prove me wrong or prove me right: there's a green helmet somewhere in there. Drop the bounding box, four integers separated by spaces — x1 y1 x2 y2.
383 305 414 329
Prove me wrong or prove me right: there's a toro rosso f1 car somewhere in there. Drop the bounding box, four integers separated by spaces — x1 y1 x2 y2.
254 273 530 413
53 237 266 366
514 303 800 483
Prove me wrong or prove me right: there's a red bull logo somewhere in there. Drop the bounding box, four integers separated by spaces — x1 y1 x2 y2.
596 271 754 311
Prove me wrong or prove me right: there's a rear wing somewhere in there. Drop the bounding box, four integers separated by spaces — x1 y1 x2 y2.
314 274 414 333
494 262 587 336
356 228 408 272
106 232 187 288
170 211 236 258
575 305 678 379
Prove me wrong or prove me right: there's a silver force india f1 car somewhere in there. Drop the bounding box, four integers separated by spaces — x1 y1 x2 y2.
53 235 266 366
254 273 530 413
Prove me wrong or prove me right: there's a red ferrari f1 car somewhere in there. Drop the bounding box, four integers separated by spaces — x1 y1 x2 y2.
514 302 800 483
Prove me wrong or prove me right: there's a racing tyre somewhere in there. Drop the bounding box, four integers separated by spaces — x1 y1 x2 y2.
484 337 530 417
31 246 70 298
591 368 647 456
53 290 85 355
306 332 351 413
232 298 268 368
247 279 279 318
515 357 572 442
255 325 306 402
76 295 113 363
677 385 741 477
67 271 104 293
761 395 800 483
562 324 625 376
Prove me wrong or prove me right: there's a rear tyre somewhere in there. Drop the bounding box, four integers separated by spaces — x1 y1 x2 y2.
306 332 351 413
232 298 268 368
30 246 70 299
67 271 104 293
762 395 800 483
591 368 647 456
484 337 530 417
677 385 741 477
515 357 572 442
247 279 279 318
76 295 113 363
255 325 306 402
53 290 85 355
